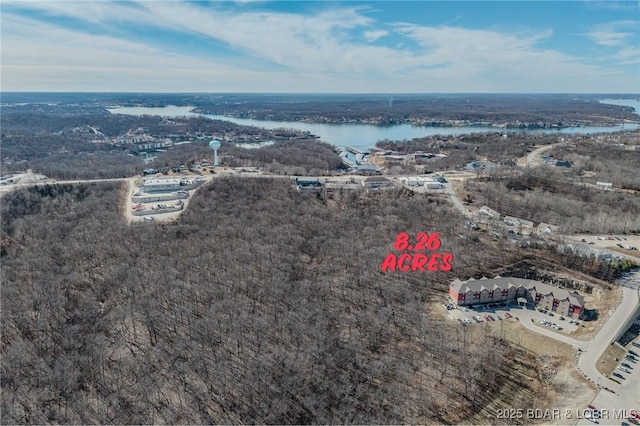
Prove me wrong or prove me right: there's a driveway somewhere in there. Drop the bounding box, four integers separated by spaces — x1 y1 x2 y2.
509 271 640 425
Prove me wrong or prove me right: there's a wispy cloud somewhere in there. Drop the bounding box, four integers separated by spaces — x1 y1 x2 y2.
1 1 638 92
363 30 388 42
587 21 637 46
585 1 640 12
586 20 640 66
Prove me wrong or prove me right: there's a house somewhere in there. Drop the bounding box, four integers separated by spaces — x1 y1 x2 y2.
476 205 501 220
465 161 499 171
449 276 585 318
518 219 534 229
537 222 559 235
354 164 381 175
503 216 521 226
294 177 322 192
361 176 393 189
504 216 534 235
596 182 613 191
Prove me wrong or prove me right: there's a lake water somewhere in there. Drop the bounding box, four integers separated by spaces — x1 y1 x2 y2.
107 104 639 150
599 98 640 114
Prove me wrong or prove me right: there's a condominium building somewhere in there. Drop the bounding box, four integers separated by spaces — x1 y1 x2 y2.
449 276 585 318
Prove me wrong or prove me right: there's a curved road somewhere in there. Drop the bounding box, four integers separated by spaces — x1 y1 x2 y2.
515 273 640 423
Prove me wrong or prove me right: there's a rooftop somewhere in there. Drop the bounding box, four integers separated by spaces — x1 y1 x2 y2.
451 276 584 307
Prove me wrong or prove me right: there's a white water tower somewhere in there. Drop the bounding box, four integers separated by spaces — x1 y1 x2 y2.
209 139 221 166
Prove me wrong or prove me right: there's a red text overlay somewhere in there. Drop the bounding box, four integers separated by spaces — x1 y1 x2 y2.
381 232 454 272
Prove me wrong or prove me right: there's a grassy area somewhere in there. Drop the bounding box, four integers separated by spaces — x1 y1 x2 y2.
595 343 626 377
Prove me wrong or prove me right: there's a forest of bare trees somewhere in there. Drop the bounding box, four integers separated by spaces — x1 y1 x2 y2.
547 138 640 191
193 94 638 127
467 168 640 234
375 132 548 173
2 179 556 424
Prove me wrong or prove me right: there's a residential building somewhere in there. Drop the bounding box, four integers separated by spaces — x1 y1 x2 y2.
476 205 501 220
449 276 585 318
537 222 559 235
596 182 613 191
294 178 322 192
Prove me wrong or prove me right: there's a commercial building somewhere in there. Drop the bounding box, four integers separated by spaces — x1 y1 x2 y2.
142 178 182 192
425 182 445 190
449 276 585 318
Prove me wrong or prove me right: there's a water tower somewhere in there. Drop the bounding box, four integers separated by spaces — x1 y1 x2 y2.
209 140 221 166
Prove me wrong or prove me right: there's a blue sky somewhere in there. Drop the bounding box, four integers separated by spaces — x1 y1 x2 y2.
1 1 639 93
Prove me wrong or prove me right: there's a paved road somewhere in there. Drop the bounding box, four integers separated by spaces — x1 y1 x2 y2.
443 180 473 217
510 271 640 425
0 177 127 196
576 280 640 392
519 143 563 167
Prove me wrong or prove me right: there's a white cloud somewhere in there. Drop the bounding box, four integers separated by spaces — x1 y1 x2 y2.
587 21 640 46
1 1 638 92
589 30 633 46
392 24 590 82
586 20 640 68
363 30 388 42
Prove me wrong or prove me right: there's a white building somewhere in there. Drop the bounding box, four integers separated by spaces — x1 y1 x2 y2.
400 176 424 187
143 178 182 192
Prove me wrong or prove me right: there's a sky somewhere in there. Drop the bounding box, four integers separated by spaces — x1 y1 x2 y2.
1 1 639 93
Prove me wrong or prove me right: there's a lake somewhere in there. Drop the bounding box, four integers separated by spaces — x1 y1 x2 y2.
107 104 639 150
599 98 640 114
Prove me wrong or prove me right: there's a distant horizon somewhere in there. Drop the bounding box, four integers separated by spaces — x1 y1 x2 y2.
2 91 638 96
2 1 639 93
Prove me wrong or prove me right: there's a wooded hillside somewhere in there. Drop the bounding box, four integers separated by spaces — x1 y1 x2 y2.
2 179 549 424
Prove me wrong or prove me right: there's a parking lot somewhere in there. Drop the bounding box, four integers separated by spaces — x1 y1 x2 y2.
444 301 583 335
578 336 640 426
444 302 514 324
